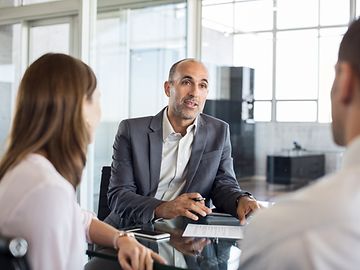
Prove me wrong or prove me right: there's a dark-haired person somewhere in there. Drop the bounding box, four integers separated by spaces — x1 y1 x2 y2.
0 53 165 270
105 58 260 228
240 18 360 269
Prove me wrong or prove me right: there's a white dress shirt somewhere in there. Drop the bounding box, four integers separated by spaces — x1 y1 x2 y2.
0 154 95 270
154 109 197 201
240 136 360 270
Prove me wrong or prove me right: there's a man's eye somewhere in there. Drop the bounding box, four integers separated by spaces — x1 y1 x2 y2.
182 80 191 85
200 84 208 89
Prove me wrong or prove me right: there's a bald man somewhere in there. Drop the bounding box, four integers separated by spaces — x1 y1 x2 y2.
105 59 260 228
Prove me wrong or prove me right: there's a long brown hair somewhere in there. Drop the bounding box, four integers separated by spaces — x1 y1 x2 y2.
0 53 97 187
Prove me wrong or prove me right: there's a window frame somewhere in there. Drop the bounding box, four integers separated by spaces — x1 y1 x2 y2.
201 0 358 123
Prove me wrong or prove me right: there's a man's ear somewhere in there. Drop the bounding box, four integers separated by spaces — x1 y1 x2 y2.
164 81 171 97
338 62 355 104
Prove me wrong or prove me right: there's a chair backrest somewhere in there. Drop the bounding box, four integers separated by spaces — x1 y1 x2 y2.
0 234 30 270
97 166 111 221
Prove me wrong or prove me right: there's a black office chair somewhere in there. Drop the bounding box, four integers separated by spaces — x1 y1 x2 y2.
0 234 30 270
97 166 112 221
86 166 113 266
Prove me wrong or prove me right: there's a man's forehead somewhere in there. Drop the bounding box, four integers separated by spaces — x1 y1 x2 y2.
174 61 209 81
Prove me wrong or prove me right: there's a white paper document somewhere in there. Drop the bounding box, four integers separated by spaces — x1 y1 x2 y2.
182 224 244 239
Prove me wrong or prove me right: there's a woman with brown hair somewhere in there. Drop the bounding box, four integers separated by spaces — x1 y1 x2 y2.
0 53 165 270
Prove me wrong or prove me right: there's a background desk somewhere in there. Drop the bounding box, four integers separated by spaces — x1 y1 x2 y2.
266 153 325 185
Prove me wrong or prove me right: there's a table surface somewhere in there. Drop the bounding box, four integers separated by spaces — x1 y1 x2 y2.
86 215 243 270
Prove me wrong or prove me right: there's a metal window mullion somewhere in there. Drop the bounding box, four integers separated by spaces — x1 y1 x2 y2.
275 99 318 102
126 9 131 118
232 0 235 66
187 0 202 58
316 0 320 122
125 9 132 118
71 16 79 57
271 0 277 122
98 0 185 12
79 0 97 211
202 0 270 7
20 21 29 77
231 24 349 36
350 0 356 21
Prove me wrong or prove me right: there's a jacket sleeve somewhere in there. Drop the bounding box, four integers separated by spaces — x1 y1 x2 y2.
107 120 162 225
210 124 250 217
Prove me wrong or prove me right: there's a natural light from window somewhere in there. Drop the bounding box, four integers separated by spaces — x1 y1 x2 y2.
201 0 351 123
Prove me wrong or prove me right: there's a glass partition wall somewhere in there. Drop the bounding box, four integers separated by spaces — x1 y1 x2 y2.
1 0 359 213
0 0 187 213
93 2 187 212
0 24 21 153
201 0 356 179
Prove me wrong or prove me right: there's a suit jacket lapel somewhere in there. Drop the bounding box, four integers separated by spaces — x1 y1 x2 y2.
183 115 207 192
148 108 165 196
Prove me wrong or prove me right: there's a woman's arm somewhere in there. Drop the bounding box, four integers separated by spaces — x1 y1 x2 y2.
88 219 166 270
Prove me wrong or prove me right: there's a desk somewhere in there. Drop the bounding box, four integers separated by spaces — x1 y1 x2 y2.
266 153 325 185
85 215 242 270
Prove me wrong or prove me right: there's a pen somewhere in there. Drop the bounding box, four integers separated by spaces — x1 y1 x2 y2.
193 197 206 202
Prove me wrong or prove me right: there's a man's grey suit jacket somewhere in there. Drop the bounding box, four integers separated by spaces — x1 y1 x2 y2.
105 108 247 228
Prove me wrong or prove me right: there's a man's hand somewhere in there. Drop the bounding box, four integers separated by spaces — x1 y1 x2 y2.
170 235 211 256
236 196 261 225
155 193 212 220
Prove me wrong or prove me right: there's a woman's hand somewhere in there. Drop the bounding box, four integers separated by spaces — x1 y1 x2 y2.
116 236 167 270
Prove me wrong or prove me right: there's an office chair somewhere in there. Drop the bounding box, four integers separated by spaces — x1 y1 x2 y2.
0 234 30 270
87 166 111 261
97 166 111 221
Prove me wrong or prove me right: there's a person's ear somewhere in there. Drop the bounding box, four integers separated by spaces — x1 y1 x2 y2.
338 62 355 105
164 81 171 97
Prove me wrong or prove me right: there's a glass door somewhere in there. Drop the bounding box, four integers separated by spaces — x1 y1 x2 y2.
93 2 187 213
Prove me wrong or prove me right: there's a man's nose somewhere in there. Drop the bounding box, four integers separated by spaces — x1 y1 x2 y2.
189 84 201 96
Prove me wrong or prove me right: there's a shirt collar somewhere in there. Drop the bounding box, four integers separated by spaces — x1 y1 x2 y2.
162 108 198 142
342 135 360 169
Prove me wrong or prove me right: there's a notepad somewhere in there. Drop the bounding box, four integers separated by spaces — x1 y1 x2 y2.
182 224 244 239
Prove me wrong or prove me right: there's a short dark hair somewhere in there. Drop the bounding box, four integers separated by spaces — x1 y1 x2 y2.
168 58 197 82
339 17 360 72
